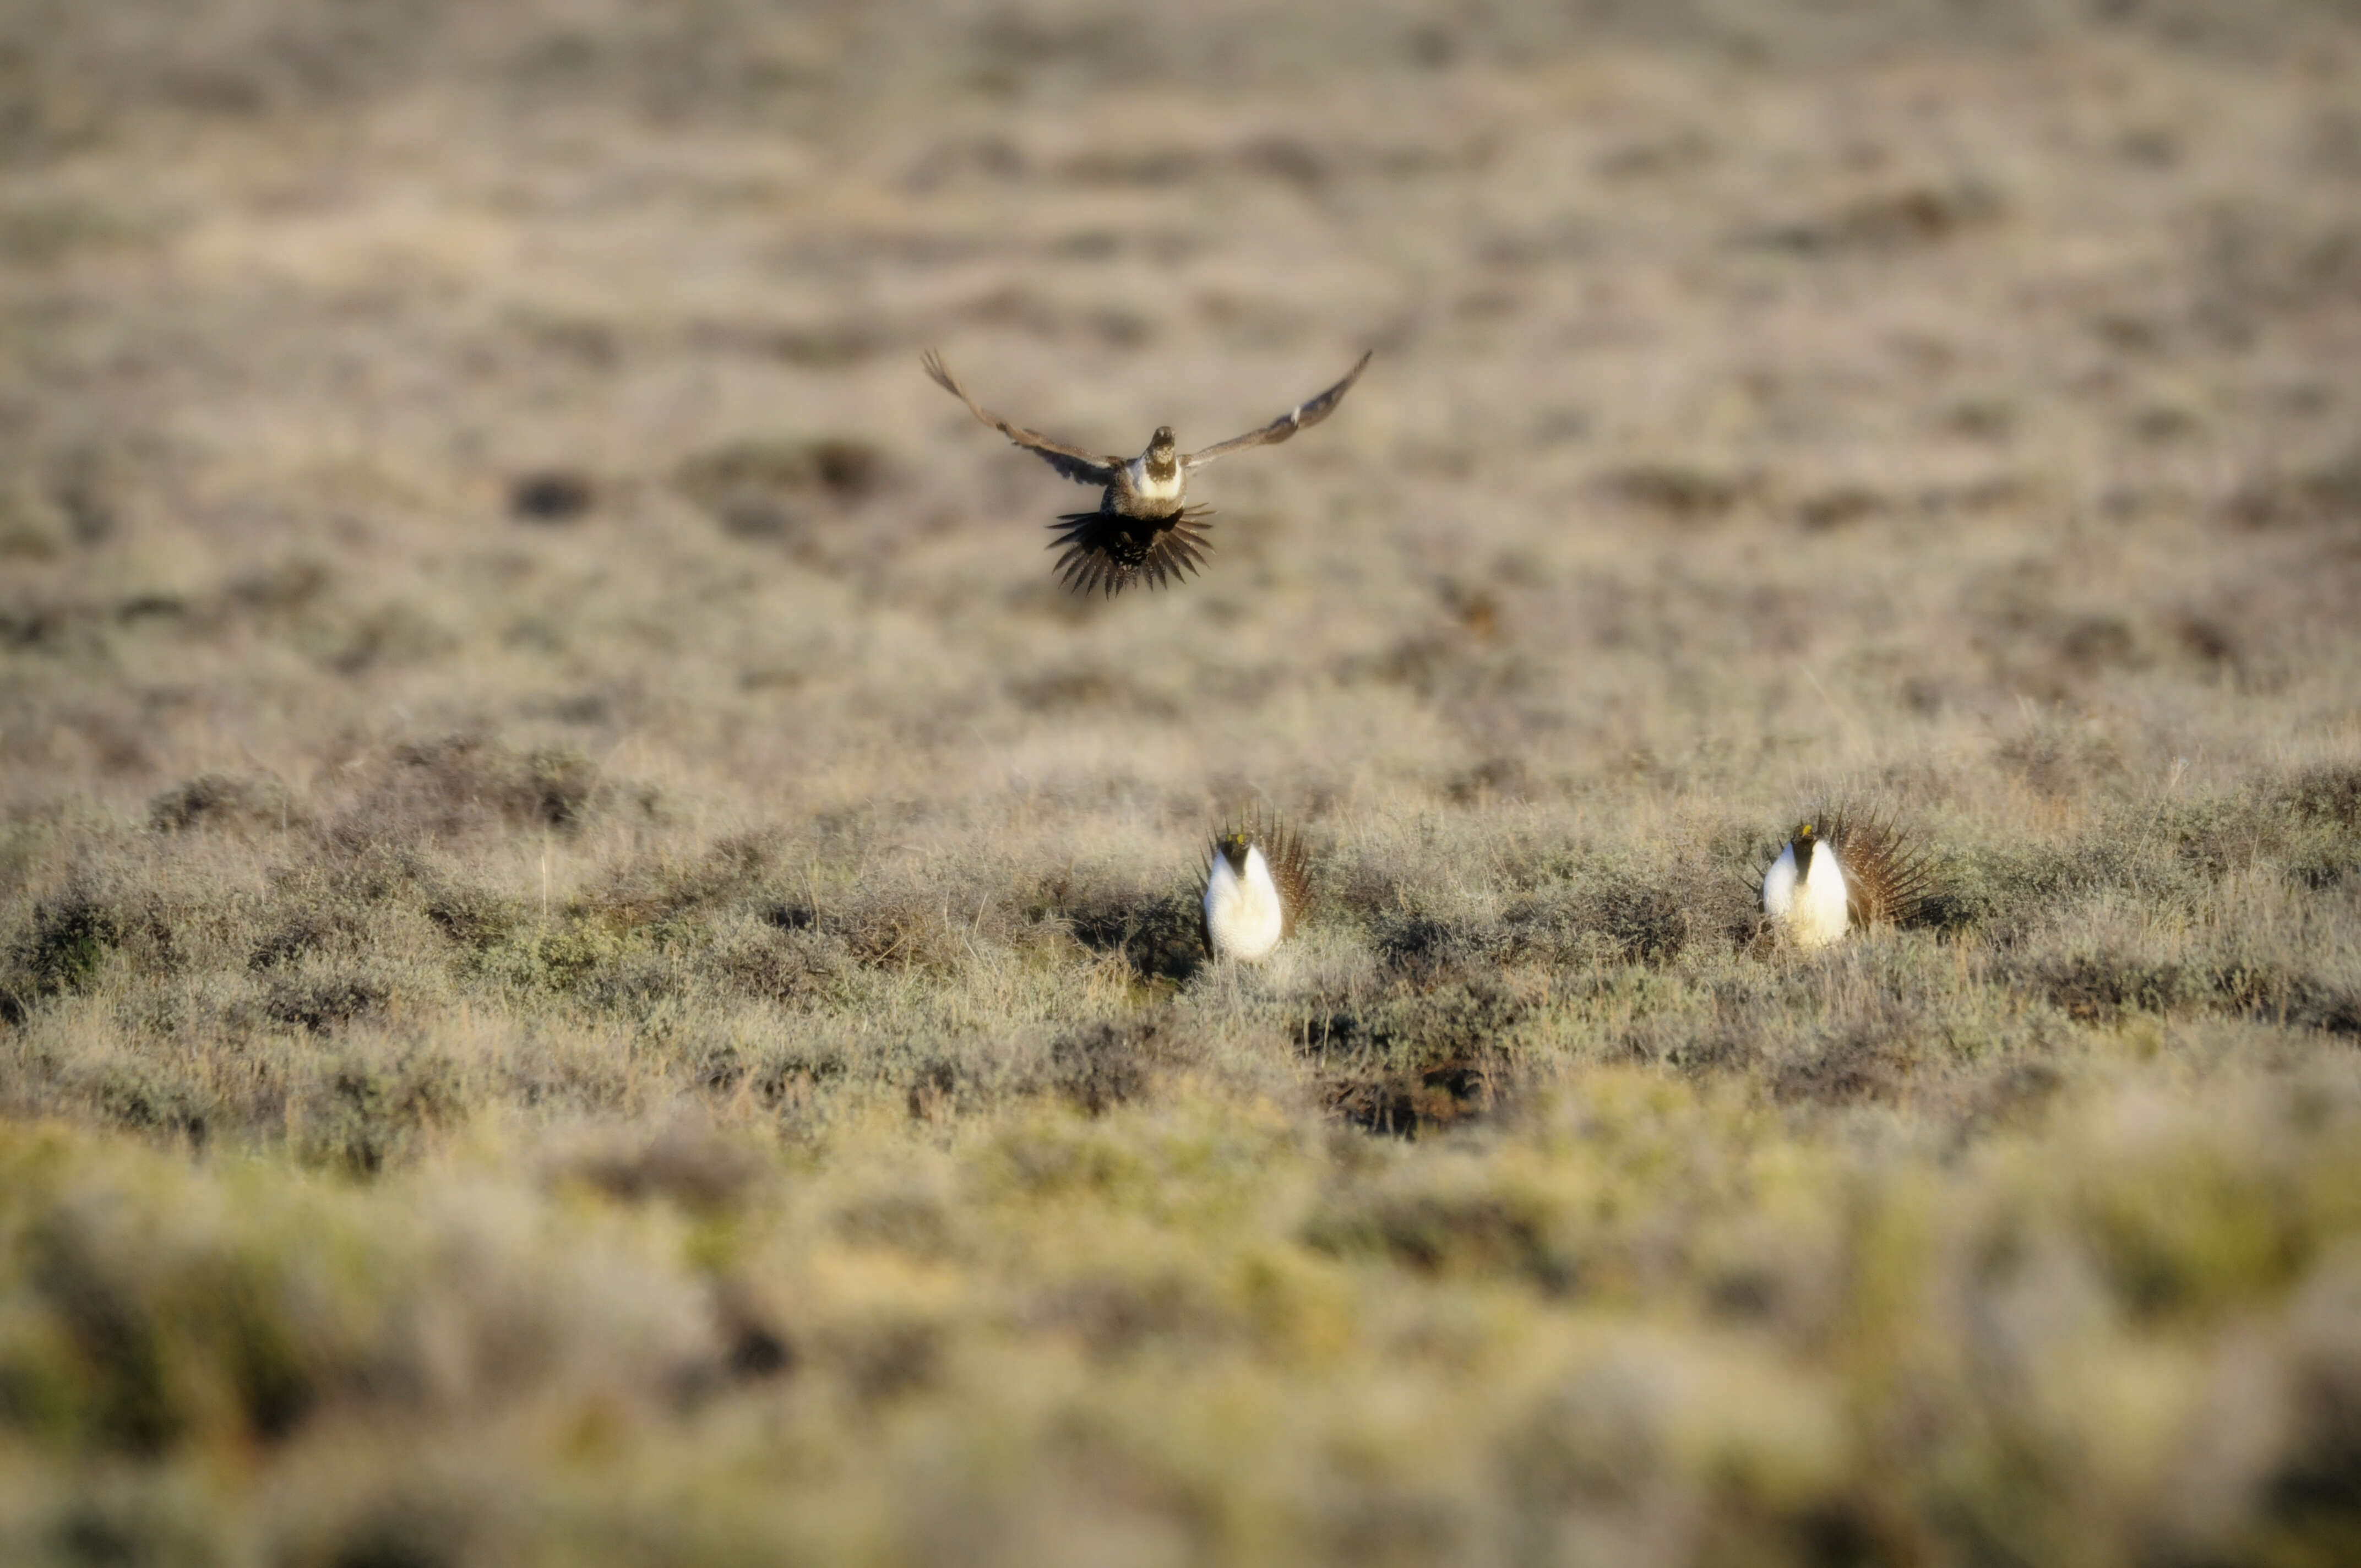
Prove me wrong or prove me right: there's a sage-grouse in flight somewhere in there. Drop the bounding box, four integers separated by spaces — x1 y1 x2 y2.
922 349 1372 595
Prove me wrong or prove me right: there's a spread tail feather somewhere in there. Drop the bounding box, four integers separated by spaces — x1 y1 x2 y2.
1046 505 1214 596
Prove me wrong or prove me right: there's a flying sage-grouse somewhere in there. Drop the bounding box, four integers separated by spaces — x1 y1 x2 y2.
922 350 1371 596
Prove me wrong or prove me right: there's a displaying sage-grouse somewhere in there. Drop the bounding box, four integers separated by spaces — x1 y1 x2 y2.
922 350 1372 596
1760 810 1933 949
1201 816 1315 963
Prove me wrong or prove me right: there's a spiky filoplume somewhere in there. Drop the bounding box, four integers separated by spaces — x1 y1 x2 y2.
1825 807 1934 928
1200 814 1316 962
1761 805 1935 946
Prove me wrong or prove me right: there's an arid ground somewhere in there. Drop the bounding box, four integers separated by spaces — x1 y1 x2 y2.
3 2 2360 1563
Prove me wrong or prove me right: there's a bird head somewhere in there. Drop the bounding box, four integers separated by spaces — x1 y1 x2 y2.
1215 831 1253 875
1149 426 1177 459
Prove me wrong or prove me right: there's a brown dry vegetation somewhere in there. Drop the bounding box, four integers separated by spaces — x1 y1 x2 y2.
3 1 2361 1563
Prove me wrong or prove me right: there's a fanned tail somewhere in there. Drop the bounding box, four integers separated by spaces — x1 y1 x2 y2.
1046 505 1215 597
1824 805 1937 928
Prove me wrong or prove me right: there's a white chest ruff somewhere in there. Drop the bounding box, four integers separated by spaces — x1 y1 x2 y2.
1128 456 1184 504
1762 841 1850 949
1204 846 1287 961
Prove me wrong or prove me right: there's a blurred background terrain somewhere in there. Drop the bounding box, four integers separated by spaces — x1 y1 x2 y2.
2 1 2360 1562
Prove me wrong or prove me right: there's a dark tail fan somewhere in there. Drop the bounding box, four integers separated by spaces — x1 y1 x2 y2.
1824 807 1937 928
1047 506 1214 596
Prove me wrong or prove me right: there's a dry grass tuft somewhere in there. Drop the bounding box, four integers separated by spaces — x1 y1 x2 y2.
344 735 608 843
146 774 292 835
1300 976 1530 1136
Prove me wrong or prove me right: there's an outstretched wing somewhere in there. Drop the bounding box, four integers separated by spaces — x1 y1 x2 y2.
1182 351 1372 470
922 351 1119 488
